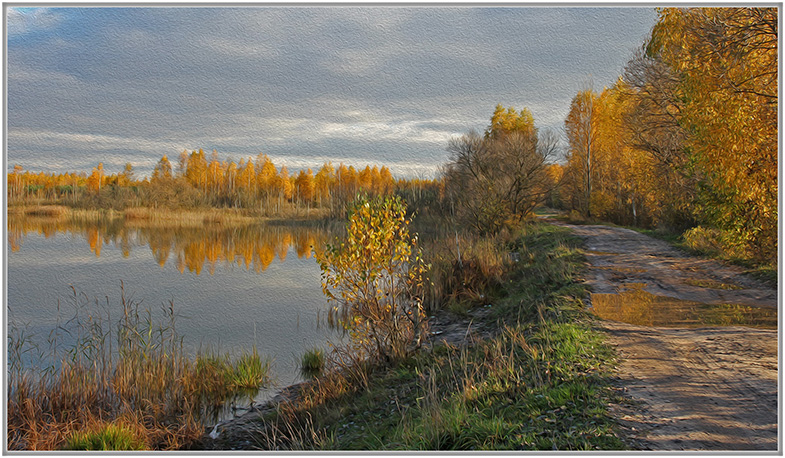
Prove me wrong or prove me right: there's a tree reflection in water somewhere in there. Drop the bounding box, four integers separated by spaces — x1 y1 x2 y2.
7 214 338 275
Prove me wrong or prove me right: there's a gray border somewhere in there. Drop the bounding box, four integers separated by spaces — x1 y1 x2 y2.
2 2 782 456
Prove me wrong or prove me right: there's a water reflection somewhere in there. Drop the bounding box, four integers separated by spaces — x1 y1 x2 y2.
590 283 776 329
7 213 342 422
8 214 337 275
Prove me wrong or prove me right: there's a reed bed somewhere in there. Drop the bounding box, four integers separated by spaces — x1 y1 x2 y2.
421 230 511 314
7 284 272 451
21 205 70 218
124 207 259 227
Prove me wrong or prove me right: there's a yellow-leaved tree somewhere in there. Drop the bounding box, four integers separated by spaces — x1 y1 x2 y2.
649 7 777 262
318 195 429 365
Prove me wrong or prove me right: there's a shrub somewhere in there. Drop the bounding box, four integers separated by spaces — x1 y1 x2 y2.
318 195 429 365
682 226 745 260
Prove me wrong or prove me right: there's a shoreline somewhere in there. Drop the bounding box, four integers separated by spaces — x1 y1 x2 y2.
197 307 491 449
7 204 334 227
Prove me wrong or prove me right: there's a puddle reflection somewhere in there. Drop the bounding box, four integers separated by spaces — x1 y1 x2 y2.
591 283 776 329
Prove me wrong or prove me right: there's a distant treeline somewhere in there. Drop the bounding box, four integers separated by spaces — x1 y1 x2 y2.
7 151 441 219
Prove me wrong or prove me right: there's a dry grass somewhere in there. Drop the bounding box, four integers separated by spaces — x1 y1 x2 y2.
124 208 259 227
422 231 511 313
7 284 271 451
23 205 70 218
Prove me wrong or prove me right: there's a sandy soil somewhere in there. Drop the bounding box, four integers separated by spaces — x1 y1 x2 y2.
554 220 779 451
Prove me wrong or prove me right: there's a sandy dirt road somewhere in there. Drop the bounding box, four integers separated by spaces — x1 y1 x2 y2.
554 221 779 451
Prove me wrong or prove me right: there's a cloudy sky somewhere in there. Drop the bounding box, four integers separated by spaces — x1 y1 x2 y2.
6 6 659 178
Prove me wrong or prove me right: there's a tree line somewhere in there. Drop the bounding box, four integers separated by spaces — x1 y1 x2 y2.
556 7 776 264
8 152 441 219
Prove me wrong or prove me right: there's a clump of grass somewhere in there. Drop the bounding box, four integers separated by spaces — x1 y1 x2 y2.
300 348 326 379
228 347 272 392
63 422 144 451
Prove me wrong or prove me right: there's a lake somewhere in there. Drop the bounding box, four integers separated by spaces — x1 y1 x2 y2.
7 214 342 414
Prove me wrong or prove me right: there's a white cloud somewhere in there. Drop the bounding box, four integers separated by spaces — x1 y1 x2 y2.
201 36 279 59
7 129 193 162
6 7 658 181
7 7 62 36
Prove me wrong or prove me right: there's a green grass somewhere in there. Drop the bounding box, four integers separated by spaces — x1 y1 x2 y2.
228 347 272 395
63 423 144 451
301 348 326 378
244 220 627 451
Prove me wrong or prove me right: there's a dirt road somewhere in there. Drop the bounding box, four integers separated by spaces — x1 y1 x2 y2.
555 221 779 451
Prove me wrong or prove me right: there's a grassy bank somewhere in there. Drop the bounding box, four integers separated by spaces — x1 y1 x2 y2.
212 221 627 451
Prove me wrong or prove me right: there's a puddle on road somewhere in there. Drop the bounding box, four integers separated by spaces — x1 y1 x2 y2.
590 283 776 329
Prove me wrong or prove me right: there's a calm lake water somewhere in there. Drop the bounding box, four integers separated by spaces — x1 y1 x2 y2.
7 215 341 410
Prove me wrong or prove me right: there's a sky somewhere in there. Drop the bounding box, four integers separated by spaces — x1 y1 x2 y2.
6 6 660 179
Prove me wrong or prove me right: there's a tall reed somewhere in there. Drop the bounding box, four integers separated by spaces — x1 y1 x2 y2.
7 283 272 451
421 229 511 313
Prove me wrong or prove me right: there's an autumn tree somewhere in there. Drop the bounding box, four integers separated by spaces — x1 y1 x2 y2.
86 163 106 194
443 105 558 234
152 155 173 181
649 7 777 262
185 149 208 191
294 168 315 205
621 47 696 230
318 195 429 364
9 164 23 200
564 89 600 218
314 162 335 207
119 163 135 187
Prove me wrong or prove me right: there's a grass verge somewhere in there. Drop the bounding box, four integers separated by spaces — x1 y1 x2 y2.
234 220 627 451
547 209 777 288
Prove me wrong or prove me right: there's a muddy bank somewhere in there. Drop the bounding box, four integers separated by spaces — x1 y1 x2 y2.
195 307 493 450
